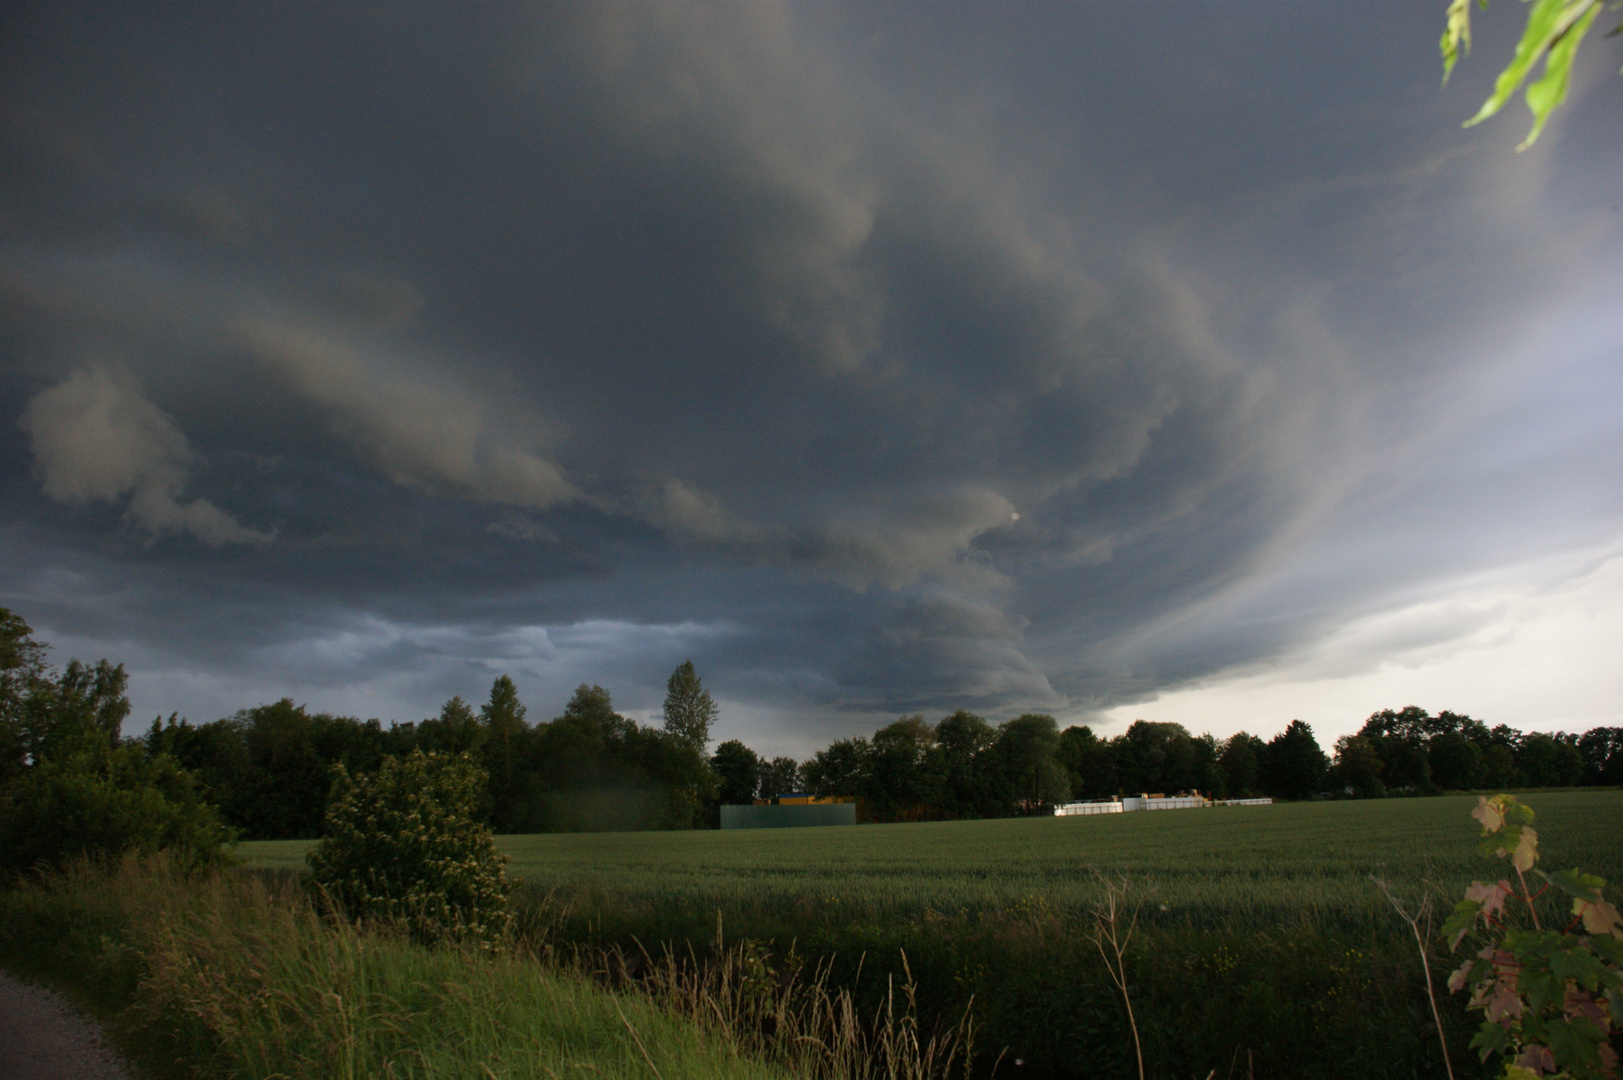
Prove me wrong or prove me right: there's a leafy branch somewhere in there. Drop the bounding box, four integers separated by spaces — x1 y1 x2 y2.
1441 0 1621 149
1441 794 1623 1079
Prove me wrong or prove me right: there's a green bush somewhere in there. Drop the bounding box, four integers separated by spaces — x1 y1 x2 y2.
307 749 512 947
0 739 233 874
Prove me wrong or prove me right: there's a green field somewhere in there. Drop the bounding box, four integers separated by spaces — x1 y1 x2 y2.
241 790 1623 931
240 792 1623 1079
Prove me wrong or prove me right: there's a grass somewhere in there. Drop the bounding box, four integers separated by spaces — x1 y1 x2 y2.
230 791 1623 1079
0 857 794 1080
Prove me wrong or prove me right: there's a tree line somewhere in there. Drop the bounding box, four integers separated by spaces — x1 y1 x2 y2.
719 709 1621 822
4 606 1621 851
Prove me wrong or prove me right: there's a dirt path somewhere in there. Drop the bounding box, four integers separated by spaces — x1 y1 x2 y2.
0 969 135 1080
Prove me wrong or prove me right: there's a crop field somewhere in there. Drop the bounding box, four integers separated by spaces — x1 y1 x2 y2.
241 790 1623 932
240 792 1622 1079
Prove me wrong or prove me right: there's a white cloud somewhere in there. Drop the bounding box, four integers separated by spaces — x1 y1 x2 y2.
19 366 272 546
1098 548 1623 742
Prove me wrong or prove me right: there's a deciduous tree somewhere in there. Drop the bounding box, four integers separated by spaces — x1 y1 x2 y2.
662 660 718 755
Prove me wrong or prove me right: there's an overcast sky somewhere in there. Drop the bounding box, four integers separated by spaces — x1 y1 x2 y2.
3 3 1621 756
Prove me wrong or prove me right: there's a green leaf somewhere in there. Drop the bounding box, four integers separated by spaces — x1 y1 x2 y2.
1518 0 1603 148
1543 1014 1608 1074
1465 0 1600 131
1547 946 1608 990
1442 0 1475 85
1445 897 1486 949
1591 934 1623 965
1470 1019 1512 1058
1545 868 1608 901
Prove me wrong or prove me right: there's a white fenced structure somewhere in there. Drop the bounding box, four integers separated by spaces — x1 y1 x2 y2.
1053 794 1269 816
1052 800 1124 816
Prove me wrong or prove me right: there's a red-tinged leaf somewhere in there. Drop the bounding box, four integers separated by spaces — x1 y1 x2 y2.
1449 957 1476 993
1512 826 1540 872
1515 1043 1556 1076
1483 980 1525 1022
1575 896 1623 938
1465 879 1514 919
1563 985 1609 1024
1474 794 1505 833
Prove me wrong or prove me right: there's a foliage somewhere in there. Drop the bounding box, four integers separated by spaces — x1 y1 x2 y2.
0 606 231 873
1442 794 1623 1078
1441 0 1618 149
307 749 512 947
0 739 233 874
1333 734 1387 798
662 659 719 755
712 739 763 805
757 755 802 800
149 677 717 838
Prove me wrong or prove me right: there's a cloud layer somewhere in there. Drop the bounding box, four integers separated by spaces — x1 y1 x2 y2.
1 2 1620 748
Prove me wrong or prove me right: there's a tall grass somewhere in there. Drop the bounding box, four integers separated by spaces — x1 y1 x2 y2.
0 857 969 1080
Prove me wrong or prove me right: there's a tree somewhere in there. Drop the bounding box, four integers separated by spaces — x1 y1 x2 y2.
0 610 230 872
480 675 532 833
936 711 998 816
1578 726 1623 786
1219 733 1266 797
0 608 50 785
993 714 1070 812
757 756 801 799
1441 0 1618 149
662 660 718 754
803 737 871 801
710 739 761 805
1331 734 1386 798
416 695 486 756
1428 730 1487 790
1057 725 1120 801
1113 721 1206 796
867 715 944 819
1260 720 1329 800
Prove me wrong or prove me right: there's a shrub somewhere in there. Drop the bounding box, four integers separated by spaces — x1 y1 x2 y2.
0 739 233 874
307 749 511 947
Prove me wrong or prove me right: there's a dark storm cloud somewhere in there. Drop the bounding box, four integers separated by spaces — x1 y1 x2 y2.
2 2 1621 745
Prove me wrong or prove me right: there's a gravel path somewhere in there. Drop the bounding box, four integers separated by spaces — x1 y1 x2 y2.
0 969 135 1080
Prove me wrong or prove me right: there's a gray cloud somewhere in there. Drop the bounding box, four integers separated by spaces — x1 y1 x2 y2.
19 366 271 546
232 314 578 511
1 2 1619 745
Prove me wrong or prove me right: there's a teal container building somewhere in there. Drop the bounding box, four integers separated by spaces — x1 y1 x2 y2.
719 803 856 829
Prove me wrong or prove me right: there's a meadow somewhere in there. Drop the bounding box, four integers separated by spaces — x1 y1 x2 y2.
241 791 1623 1079
243 790 1623 929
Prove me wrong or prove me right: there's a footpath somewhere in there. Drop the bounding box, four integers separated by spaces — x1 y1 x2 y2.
0 969 134 1080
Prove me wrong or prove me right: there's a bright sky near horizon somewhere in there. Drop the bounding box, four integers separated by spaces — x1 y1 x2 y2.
2 3 1621 757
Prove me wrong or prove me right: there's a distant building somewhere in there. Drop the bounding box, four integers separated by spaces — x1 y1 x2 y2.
720 801 856 829
1054 793 1271 816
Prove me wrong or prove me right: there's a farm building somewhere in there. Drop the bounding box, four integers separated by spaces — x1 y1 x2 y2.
721 801 856 829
